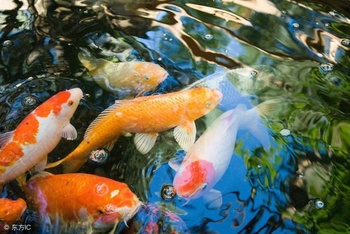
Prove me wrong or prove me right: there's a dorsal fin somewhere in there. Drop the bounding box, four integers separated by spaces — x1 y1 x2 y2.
83 99 139 139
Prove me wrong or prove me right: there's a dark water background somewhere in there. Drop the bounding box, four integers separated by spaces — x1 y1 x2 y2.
1 0 350 233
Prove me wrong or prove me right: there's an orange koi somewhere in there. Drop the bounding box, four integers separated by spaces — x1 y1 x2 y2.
46 87 222 173
0 198 26 231
78 52 168 97
0 88 83 186
24 172 142 231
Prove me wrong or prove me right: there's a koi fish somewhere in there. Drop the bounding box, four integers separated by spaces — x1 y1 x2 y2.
78 52 168 97
0 198 26 231
46 87 222 173
0 88 83 186
24 172 142 231
171 104 270 208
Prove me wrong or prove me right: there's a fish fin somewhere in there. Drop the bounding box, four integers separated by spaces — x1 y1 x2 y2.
134 133 159 154
255 98 289 118
103 139 117 152
246 108 271 150
173 121 196 151
84 100 135 139
32 156 47 173
46 152 86 173
15 173 28 188
0 130 14 148
61 123 78 140
28 171 52 182
204 189 223 209
168 158 181 171
168 150 186 171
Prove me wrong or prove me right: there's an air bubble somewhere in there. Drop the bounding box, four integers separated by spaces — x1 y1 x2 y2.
341 38 350 47
161 185 176 200
204 34 213 40
292 23 299 28
89 148 110 165
22 95 38 107
312 198 324 209
319 63 334 73
280 129 291 136
2 40 12 47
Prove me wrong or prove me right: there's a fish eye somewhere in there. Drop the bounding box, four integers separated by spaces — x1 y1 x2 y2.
68 100 74 106
201 183 208 190
205 102 212 107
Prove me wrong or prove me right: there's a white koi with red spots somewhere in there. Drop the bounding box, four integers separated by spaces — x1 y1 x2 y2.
0 88 83 186
171 104 270 208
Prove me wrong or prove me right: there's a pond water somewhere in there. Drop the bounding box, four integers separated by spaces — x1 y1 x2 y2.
1 0 350 233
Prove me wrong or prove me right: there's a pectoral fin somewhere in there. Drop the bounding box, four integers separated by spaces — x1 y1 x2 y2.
168 150 186 171
134 133 159 154
61 123 78 140
203 189 223 209
174 121 196 152
247 108 271 150
32 156 47 172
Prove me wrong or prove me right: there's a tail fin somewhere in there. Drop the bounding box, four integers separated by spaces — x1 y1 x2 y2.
45 151 88 173
237 105 271 150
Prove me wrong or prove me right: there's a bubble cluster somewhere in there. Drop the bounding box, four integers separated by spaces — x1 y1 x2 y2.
341 38 350 47
161 185 176 200
319 63 334 73
89 148 110 165
22 95 38 107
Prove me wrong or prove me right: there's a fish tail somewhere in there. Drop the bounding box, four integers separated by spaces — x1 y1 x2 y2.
45 144 91 173
236 105 271 150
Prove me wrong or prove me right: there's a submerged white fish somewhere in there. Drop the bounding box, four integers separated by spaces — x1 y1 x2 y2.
170 104 270 208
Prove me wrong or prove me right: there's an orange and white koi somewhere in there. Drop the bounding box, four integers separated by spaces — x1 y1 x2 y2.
171 104 270 207
46 87 222 173
0 88 83 186
0 198 27 231
24 172 142 231
78 52 168 97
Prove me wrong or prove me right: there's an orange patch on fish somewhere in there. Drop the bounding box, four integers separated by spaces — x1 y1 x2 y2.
35 91 71 117
174 160 215 197
13 114 39 144
0 142 24 167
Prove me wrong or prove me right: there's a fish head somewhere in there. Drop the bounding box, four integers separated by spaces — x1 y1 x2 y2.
134 62 168 88
92 182 142 229
45 88 83 121
34 88 83 120
187 87 222 119
173 159 215 201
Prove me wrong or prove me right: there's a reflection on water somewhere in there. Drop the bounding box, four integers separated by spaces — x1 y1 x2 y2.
1 0 350 233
